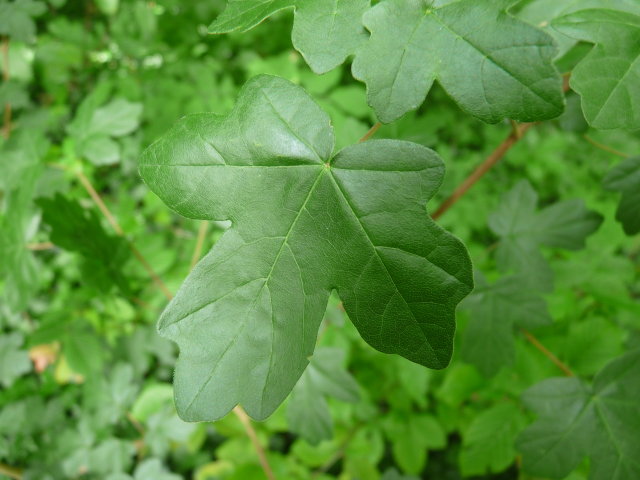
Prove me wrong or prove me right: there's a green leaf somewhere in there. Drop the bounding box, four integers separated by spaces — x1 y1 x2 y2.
37 194 131 294
0 0 47 43
209 0 370 73
287 347 359 444
381 468 419 480
603 156 640 235
0 132 47 312
0 332 32 387
88 98 143 137
139 74 473 421
517 350 640 480
554 9 640 130
352 0 564 124
383 413 446 474
461 273 552 377
459 403 526 476
488 180 603 290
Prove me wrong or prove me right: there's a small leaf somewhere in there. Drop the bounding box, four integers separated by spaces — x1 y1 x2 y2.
459 403 526 476
287 347 359 444
352 0 564 124
517 350 640 480
0 0 47 43
37 194 131 294
0 332 32 387
554 9 640 130
603 156 640 235
139 74 473 421
88 98 143 137
209 0 370 73
461 273 552 377
383 413 446 474
488 180 603 290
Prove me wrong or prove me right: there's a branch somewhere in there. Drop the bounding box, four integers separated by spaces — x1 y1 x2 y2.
359 122 381 143
0 462 22 480
233 406 276 480
521 329 574 377
2 36 11 139
432 122 536 219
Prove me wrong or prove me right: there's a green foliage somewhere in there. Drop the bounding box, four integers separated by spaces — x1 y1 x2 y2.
140 74 473 420
554 8 640 130
209 0 370 74
352 0 564 124
517 350 640 480
603 156 640 235
1 0 639 479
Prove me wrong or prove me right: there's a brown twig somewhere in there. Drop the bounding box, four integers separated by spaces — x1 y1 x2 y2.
233 406 276 480
2 36 11 139
432 122 536 219
521 329 574 377
0 462 22 480
359 122 381 143
583 135 630 158
26 242 55 251
76 170 173 301
189 220 209 271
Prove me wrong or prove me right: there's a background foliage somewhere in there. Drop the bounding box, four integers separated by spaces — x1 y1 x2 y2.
1 1 639 480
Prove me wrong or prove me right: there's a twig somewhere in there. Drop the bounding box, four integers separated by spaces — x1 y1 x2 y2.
432 122 536 219
126 412 146 436
0 462 22 480
583 135 629 158
521 329 574 377
26 242 55 251
2 36 11 139
233 406 276 480
189 221 209 271
76 170 173 301
359 122 381 143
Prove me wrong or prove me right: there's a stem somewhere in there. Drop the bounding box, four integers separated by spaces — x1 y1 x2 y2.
233 406 276 480
2 36 11 139
583 135 629 158
521 329 574 377
432 122 536 219
26 242 55 251
0 463 22 480
189 221 209 271
359 122 381 143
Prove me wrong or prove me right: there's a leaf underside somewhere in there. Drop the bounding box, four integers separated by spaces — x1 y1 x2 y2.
139 75 472 421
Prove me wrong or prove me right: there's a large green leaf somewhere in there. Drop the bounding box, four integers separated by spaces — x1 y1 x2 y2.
461 273 552 377
553 9 640 130
0 0 46 43
209 0 370 74
139 74 473 421
488 180 603 291
603 156 640 235
352 0 564 124
517 350 640 480
287 347 359 445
